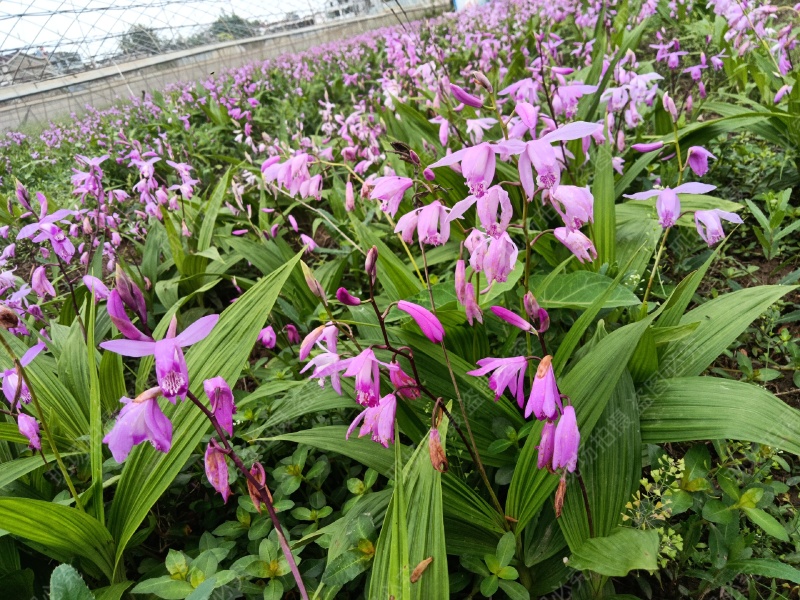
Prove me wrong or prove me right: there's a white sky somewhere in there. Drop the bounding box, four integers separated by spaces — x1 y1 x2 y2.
0 0 329 59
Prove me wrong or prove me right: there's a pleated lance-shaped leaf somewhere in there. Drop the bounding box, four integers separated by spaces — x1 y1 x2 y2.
369 432 410 600
640 377 800 454
0 498 116 581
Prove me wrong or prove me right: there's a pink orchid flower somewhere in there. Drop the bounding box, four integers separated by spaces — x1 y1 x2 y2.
100 314 219 402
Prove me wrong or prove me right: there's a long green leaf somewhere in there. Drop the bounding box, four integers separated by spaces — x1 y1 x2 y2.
406 418 448 598
87 291 104 523
197 167 233 251
0 452 79 489
657 286 795 378
591 144 616 267
369 433 410 600
0 498 115 581
108 252 302 576
640 377 800 454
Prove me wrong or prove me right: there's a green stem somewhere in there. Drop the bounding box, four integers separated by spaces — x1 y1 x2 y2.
419 244 505 519
641 226 671 314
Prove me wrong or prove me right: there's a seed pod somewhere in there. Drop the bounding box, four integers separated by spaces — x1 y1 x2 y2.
471 70 493 93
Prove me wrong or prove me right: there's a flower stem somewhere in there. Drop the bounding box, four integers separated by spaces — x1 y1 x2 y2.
186 391 308 600
641 226 671 314
418 244 505 518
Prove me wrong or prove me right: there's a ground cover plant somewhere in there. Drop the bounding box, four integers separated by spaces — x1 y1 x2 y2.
0 0 800 598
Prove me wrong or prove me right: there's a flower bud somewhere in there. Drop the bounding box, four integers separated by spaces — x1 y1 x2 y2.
336 287 361 306
345 181 355 212
631 141 664 153
14 180 32 211
523 292 539 319
471 70 493 93
428 429 448 473
450 83 484 108
662 92 678 122
408 150 421 166
423 168 435 181
365 246 378 285
301 262 326 301
0 305 19 331
115 265 147 324
537 308 550 333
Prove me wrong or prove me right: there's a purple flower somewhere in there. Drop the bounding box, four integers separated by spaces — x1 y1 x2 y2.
662 92 678 122
343 348 382 406
450 83 484 108
482 232 519 284
17 414 40 450
31 266 55 298
106 290 151 342
336 287 361 306
205 439 232 503
100 314 219 402
489 306 532 332
537 420 555 470
388 361 419 399
83 275 109 301
300 234 317 253
1 342 45 408
347 393 397 447
416 201 450 246
498 121 601 199
448 185 513 239
463 283 483 325
369 176 414 217
428 143 496 198
258 326 276 349
116 267 148 324
554 227 597 263
300 350 343 395
285 324 301 344
525 356 561 420
694 209 743 246
686 146 716 177
549 185 594 231
299 324 338 361
552 405 580 473
624 182 717 229
103 390 173 462
204 377 236 436
468 356 527 406
396 300 445 343
394 209 419 243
